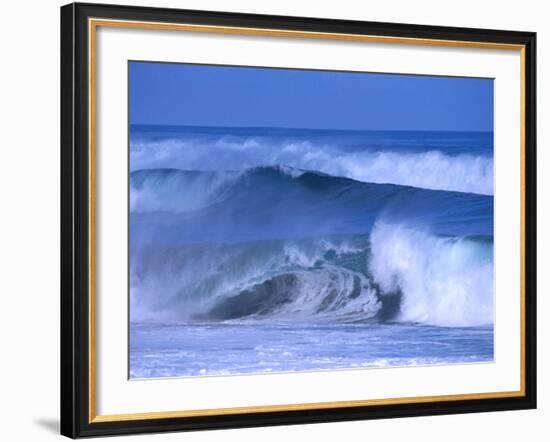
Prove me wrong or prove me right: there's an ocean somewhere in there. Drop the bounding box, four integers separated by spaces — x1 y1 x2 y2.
129 125 494 379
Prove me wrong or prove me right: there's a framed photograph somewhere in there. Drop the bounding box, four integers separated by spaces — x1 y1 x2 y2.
60 2 536 438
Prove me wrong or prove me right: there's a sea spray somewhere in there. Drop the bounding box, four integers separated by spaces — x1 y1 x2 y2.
130 127 494 195
369 221 493 326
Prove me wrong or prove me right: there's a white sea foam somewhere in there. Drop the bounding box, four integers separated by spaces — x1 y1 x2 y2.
130 137 493 195
368 221 493 326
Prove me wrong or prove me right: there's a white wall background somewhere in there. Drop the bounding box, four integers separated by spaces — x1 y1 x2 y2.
0 0 546 440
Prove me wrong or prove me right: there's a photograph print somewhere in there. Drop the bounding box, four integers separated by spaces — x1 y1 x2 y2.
129 61 494 379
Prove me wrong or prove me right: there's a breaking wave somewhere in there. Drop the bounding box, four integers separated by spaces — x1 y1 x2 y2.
130 133 493 194
369 222 493 326
130 227 493 327
130 166 494 327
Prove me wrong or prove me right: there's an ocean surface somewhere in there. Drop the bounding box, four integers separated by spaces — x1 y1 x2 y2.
129 125 494 379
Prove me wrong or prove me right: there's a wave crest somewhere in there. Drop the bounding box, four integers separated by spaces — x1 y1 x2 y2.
131 136 493 194
369 221 493 326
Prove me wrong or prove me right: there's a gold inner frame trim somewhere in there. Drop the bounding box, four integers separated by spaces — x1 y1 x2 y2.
88 17 527 424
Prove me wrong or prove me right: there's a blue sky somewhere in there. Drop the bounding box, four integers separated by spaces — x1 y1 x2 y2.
129 61 493 132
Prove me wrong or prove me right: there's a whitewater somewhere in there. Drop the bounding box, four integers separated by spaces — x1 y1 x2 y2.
129 126 494 379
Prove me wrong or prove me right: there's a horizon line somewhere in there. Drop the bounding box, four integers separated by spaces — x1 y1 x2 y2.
130 123 494 134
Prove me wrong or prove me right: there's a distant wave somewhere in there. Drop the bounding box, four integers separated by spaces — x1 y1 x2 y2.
130 166 493 244
130 136 493 195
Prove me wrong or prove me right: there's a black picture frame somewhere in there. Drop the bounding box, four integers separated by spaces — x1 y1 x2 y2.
61 2 537 438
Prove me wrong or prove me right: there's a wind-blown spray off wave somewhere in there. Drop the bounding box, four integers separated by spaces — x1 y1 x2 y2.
130 126 494 194
369 223 493 326
130 167 494 327
130 168 240 213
